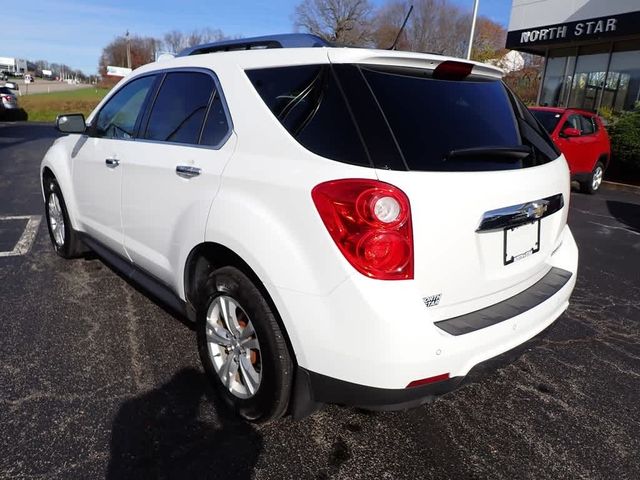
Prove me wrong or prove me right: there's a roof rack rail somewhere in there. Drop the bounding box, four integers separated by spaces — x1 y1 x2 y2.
177 33 331 57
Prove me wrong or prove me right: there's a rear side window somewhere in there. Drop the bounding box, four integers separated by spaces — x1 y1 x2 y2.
247 64 558 171
200 92 230 146
246 65 369 167
145 72 214 145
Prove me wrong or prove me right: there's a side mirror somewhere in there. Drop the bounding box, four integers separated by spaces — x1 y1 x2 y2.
56 113 86 134
561 127 581 138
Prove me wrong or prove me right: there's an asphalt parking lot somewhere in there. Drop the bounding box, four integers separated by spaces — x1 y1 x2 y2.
1 122 639 479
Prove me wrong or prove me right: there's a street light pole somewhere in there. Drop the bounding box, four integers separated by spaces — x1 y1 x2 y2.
125 30 132 69
466 0 480 60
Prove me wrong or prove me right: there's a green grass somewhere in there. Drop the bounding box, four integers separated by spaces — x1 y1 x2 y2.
19 88 111 122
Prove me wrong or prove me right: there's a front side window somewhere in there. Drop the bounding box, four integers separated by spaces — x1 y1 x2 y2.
563 114 581 131
144 72 214 145
95 75 155 139
580 115 595 135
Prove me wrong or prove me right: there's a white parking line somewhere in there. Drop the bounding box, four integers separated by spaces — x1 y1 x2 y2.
0 215 42 257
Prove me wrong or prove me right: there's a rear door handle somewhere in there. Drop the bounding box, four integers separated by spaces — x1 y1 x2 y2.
105 158 120 168
176 165 201 179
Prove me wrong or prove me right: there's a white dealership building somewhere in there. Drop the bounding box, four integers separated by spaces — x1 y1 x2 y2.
0 56 28 75
507 0 640 112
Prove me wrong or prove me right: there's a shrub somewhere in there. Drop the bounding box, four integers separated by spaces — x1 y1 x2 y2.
608 105 640 173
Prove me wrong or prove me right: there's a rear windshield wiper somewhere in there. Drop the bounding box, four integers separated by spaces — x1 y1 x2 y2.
445 146 532 163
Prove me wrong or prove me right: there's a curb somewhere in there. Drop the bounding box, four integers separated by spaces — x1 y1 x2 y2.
603 180 640 193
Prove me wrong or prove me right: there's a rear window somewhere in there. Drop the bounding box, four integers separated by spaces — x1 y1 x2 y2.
247 64 559 171
530 110 562 133
0 87 13 94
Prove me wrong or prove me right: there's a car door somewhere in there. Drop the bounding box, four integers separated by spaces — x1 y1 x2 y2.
555 113 584 174
72 74 157 256
574 114 600 173
120 69 235 288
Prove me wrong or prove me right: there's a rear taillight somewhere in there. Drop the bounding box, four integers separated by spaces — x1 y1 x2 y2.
1 95 11 101
312 179 413 280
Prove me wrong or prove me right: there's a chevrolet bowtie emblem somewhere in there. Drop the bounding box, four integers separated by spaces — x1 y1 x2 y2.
525 202 548 220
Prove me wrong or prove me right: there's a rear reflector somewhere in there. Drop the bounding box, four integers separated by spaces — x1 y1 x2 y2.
406 373 450 388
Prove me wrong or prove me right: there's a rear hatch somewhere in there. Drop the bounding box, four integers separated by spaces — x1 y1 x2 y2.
332 54 569 313
245 50 568 315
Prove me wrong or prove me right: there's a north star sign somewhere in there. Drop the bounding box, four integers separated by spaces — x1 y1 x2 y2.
506 11 640 49
521 18 617 43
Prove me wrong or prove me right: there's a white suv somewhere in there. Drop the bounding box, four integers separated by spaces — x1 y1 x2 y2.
41 34 578 422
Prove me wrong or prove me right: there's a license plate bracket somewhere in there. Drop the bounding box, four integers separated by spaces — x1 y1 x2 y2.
503 220 540 265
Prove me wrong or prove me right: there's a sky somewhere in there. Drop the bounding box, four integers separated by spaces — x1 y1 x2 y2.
1 0 512 75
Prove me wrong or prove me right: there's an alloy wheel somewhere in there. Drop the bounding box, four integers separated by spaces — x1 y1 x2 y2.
205 295 262 399
48 192 65 247
592 165 603 191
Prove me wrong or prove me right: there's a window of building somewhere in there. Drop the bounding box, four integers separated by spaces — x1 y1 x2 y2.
540 49 576 107
568 44 610 111
602 40 640 112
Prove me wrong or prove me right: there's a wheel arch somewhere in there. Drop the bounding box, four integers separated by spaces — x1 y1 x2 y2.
40 141 81 230
183 241 299 365
597 153 610 170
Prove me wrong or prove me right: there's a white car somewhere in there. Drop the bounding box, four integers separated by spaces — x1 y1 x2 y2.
40 34 578 422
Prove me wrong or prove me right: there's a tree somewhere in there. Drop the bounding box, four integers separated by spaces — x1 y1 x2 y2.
371 0 472 57
162 28 226 54
470 17 507 62
98 34 158 79
294 0 374 45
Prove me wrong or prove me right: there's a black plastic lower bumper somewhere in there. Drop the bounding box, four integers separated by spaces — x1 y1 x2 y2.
290 320 557 419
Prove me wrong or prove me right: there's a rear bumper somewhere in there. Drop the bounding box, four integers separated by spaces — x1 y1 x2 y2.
283 226 578 418
291 319 556 417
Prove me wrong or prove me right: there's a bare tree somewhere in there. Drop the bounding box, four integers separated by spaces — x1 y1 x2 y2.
294 0 374 45
163 30 185 54
163 28 226 54
371 0 470 56
371 0 511 61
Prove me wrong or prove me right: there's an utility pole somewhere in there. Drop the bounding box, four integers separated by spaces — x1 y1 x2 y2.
126 30 132 69
466 0 480 60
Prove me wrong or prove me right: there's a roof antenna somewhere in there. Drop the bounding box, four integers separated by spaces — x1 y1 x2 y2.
388 5 414 50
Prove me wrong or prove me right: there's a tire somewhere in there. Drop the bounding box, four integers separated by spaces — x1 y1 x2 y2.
44 177 83 258
580 161 604 195
196 266 293 422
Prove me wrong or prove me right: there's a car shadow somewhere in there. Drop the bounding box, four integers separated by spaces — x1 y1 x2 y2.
606 200 640 233
107 368 263 479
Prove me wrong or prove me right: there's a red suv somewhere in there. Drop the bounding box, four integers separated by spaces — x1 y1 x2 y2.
530 107 610 194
